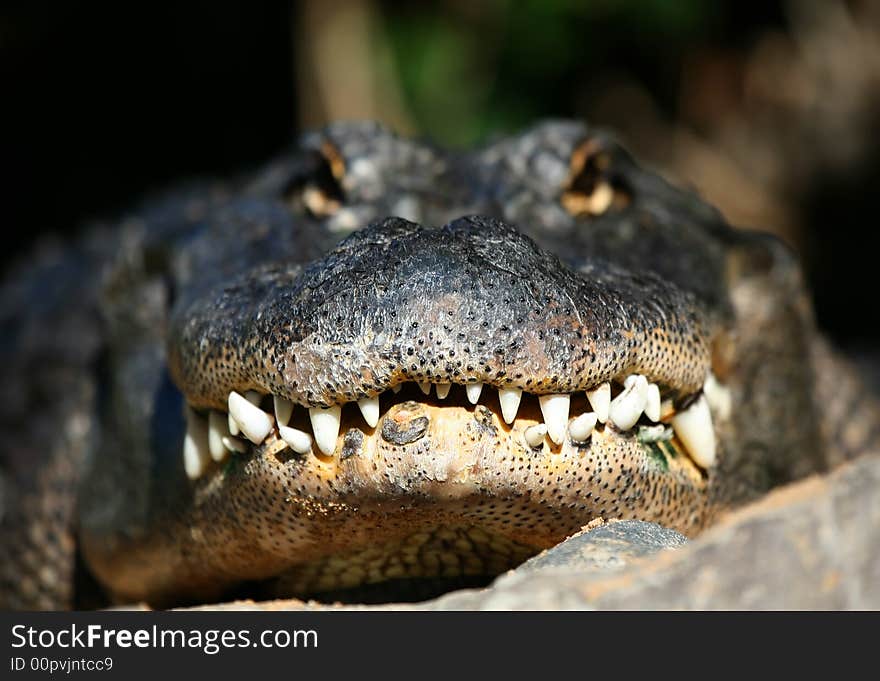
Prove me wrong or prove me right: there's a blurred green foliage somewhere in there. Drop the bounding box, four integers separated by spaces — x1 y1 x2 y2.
380 0 723 145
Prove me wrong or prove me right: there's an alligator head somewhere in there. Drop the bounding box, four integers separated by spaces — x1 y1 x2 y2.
13 121 867 608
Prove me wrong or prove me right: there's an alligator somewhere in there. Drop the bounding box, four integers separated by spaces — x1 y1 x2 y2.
1 120 878 610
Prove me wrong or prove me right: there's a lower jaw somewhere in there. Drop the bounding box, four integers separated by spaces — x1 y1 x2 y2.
84 389 714 606
172 394 711 602
263 524 536 603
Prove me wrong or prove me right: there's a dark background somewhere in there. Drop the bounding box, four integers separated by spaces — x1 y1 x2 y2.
3 0 879 354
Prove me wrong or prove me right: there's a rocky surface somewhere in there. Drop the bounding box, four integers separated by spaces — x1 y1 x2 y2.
194 453 879 610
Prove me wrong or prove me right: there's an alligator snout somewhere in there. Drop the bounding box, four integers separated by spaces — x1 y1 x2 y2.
170 215 710 409
166 214 723 517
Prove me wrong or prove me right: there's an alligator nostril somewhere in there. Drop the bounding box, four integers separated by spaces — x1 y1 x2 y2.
381 402 430 445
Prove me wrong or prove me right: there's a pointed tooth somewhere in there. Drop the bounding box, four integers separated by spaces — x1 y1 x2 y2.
524 423 548 448
609 376 648 430
671 394 716 468
418 381 431 396
538 393 570 445
586 382 611 423
183 408 210 479
228 413 240 436
703 373 732 420
208 410 230 462
466 382 483 405
228 391 273 444
357 395 380 428
568 412 598 442
309 405 342 456
645 383 661 422
498 387 522 424
221 435 248 454
435 383 451 399
391 384 402 394
279 425 313 454
273 395 294 427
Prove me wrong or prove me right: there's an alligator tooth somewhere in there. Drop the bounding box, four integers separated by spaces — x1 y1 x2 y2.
228 413 239 436
418 381 431 396
609 375 648 430
466 382 483 405
279 425 313 454
273 395 294 427
183 408 210 480
208 410 230 462
228 391 273 444
586 382 611 423
637 424 672 444
524 423 548 448
538 393 570 445
309 405 342 456
703 373 732 420
357 395 380 428
568 412 598 442
671 394 716 468
221 435 248 454
391 384 402 394
435 383 451 399
498 387 522 424
645 383 661 422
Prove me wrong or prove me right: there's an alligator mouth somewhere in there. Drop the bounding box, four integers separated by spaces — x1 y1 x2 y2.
155 214 730 602
183 370 722 480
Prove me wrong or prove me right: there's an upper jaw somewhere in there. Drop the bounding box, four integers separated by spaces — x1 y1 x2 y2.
169 215 713 409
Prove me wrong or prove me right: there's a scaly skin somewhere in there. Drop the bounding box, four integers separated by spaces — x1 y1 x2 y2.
1 121 877 609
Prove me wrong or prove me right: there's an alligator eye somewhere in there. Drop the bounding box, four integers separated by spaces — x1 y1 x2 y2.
561 138 631 217
284 140 346 218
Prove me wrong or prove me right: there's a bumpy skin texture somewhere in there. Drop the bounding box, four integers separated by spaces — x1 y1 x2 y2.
1 121 877 609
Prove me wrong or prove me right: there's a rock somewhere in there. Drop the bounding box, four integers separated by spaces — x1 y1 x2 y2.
421 454 880 609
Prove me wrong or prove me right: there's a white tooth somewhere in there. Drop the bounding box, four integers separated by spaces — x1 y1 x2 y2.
498 387 522 424
309 405 342 456
183 408 210 480
703 373 732 420
279 425 313 454
568 412 598 442
418 381 431 395
228 391 273 444
228 413 240 436
221 435 248 454
538 393 570 445
208 410 230 462
435 383 451 399
523 423 548 448
671 394 716 468
391 384 402 394
586 382 611 423
357 395 380 428
245 390 263 407
466 382 483 405
637 424 672 444
645 383 661 422
609 375 648 430
273 395 294 427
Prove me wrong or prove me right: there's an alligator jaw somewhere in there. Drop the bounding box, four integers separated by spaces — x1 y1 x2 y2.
125 213 734 602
